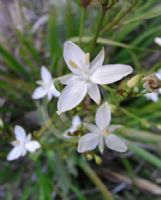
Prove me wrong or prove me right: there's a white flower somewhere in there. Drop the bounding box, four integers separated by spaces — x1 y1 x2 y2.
69 115 82 134
155 37 161 46
64 115 81 138
57 41 133 113
7 125 41 161
144 92 160 102
32 66 60 101
78 102 127 154
156 69 161 80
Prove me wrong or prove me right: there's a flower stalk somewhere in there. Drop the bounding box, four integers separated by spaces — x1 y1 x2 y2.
79 7 86 45
101 0 138 34
89 6 107 53
79 160 114 200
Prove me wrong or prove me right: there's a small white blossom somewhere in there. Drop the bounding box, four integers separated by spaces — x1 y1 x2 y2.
64 115 81 138
144 92 160 102
7 125 41 161
32 66 60 101
57 41 133 113
155 37 161 46
78 102 127 154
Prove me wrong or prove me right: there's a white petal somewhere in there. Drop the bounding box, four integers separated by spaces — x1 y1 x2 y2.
108 125 123 132
98 137 104 154
69 115 81 134
47 83 60 100
91 64 133 85
144 93 159 102
87 83 101 104
14 125 26 142
72 115 81 128
95 102 111 130
32 86 47 99
63 131 72 139
155 37 161 46
57 81 87 113
47 90 53 101
63 41 85 74
21 146 27 156
26 133 32 143
105 134 128 152
41 66 52 84
90 48 104 73
84 123 99 133
78 133 100 153
159 88 161 94
155 69 161 80
58 74 75 85
25 141 41 152
7 146 23 161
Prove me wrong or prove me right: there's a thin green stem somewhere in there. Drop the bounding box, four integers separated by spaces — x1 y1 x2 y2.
90 7 106 53
79 7 85 46
119 107 143 122
101 0 138 34
79 160 114 200
128 142 161 170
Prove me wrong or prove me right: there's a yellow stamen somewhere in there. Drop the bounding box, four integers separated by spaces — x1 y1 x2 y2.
84 52 90 65
69 60 78 68
103 130 110 136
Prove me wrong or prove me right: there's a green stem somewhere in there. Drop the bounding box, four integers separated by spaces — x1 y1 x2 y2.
79 160 113 200
101 0 137 34
90 7 106 53
128 142 161 170
79 7 85 46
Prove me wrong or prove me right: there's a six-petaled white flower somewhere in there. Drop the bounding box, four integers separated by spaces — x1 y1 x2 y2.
155 37 161 46
7 125 41 161
64 115 82 138
57 41 133 113
78 102 127 154
32 66 60 101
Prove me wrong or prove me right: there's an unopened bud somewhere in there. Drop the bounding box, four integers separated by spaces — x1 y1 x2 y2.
86 153 93 160
127 74 142 88
80 0 92 7
110 104 117 113
143 74 161 92
94 155 102 165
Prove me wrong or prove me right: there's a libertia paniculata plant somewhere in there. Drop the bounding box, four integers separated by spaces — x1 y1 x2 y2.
1 1 161 199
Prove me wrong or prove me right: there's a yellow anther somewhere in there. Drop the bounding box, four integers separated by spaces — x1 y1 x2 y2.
103 130 110 136
69 60 78 68
84 52 90 65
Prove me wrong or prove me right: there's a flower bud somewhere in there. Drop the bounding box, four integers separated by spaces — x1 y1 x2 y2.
110 104 117 113
80 0 92 7
94 154 102 165
143 74 161 92
85 153 93 160
127 74 142 88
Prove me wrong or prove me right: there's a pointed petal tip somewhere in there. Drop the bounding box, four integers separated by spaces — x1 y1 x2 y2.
95 102 111 130
56 110 62 115
64 40 74 46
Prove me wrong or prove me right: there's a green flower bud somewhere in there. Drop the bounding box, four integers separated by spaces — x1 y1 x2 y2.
127 74 142 88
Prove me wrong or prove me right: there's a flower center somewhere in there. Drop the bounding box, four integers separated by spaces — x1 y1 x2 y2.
103 129 111 136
